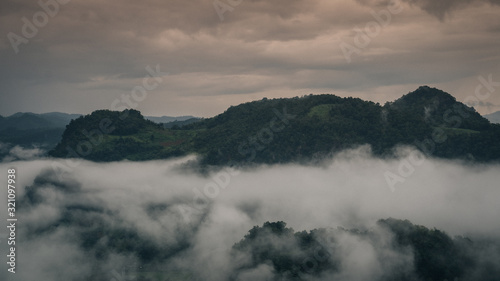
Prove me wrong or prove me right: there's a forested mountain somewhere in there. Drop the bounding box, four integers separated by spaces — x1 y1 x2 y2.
390 86 490 130
48 109 197 161
232 219 499 280
49 86 500 164
0 112 198 132
0 112 199 154
0 112 82 131
0 112 82 150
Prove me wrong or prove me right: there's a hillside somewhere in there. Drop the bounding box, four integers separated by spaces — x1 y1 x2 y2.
232 218 495 281
389 86 490 130
0 112 82 131
0 112 200 154
49 109 197 161
49 86 500 164
0 112 82 151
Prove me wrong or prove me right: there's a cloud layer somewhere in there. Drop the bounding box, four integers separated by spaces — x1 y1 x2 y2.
0 148 499 280
1 0 499 117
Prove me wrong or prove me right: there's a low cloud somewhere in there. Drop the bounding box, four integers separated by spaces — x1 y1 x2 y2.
0 148 499 280
1 145 45 162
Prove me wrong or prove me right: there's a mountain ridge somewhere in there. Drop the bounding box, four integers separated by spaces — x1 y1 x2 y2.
0 112 201 153
48 86 500 164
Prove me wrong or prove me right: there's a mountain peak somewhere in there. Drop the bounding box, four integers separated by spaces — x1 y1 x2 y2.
395 86 457 106
389 86 490 131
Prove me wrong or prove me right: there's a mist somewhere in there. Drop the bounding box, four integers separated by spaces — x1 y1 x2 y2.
0 146 499 280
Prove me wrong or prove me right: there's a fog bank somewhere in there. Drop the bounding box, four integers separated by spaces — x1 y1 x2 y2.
0 147 499 280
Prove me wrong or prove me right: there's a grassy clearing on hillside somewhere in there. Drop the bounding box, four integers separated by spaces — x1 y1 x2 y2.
307 104 339 119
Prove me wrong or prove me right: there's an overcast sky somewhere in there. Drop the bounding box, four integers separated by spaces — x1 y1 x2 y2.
1 0 499 117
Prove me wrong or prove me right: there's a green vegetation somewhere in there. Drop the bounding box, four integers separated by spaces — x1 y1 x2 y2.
232 219 496 281
49 86 500 164
307 104 339 119
49 109 200 161
233 221 340 279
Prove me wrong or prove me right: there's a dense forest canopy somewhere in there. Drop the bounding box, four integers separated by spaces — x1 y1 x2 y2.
48 86 500 164
231 219 499 281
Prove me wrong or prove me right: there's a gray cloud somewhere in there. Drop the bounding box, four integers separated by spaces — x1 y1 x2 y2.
0 0 499 116
356 0 500 20
400 0 500 20
1 145 45 162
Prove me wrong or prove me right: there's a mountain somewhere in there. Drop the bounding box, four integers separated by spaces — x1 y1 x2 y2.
233 218 494 281
0 112 82 131
484 110 500 124
145 115 199 124
0 112 199 131
0 112 83 151
49 86 500 164
143 115 202 128
186 86 497 164
161 118 201 129
0 111 200 153
49 109 197 161
389 86 490 130
0 112 53 131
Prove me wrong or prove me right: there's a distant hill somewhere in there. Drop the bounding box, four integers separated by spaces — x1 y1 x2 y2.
0 113 52 131
0 112 200 152
144 115 202 128
0 112 198 130
0 112 82 150
49 86 500 164
161 118 201 129
0 112 82 131
145 115 199 124
484 110 500 124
